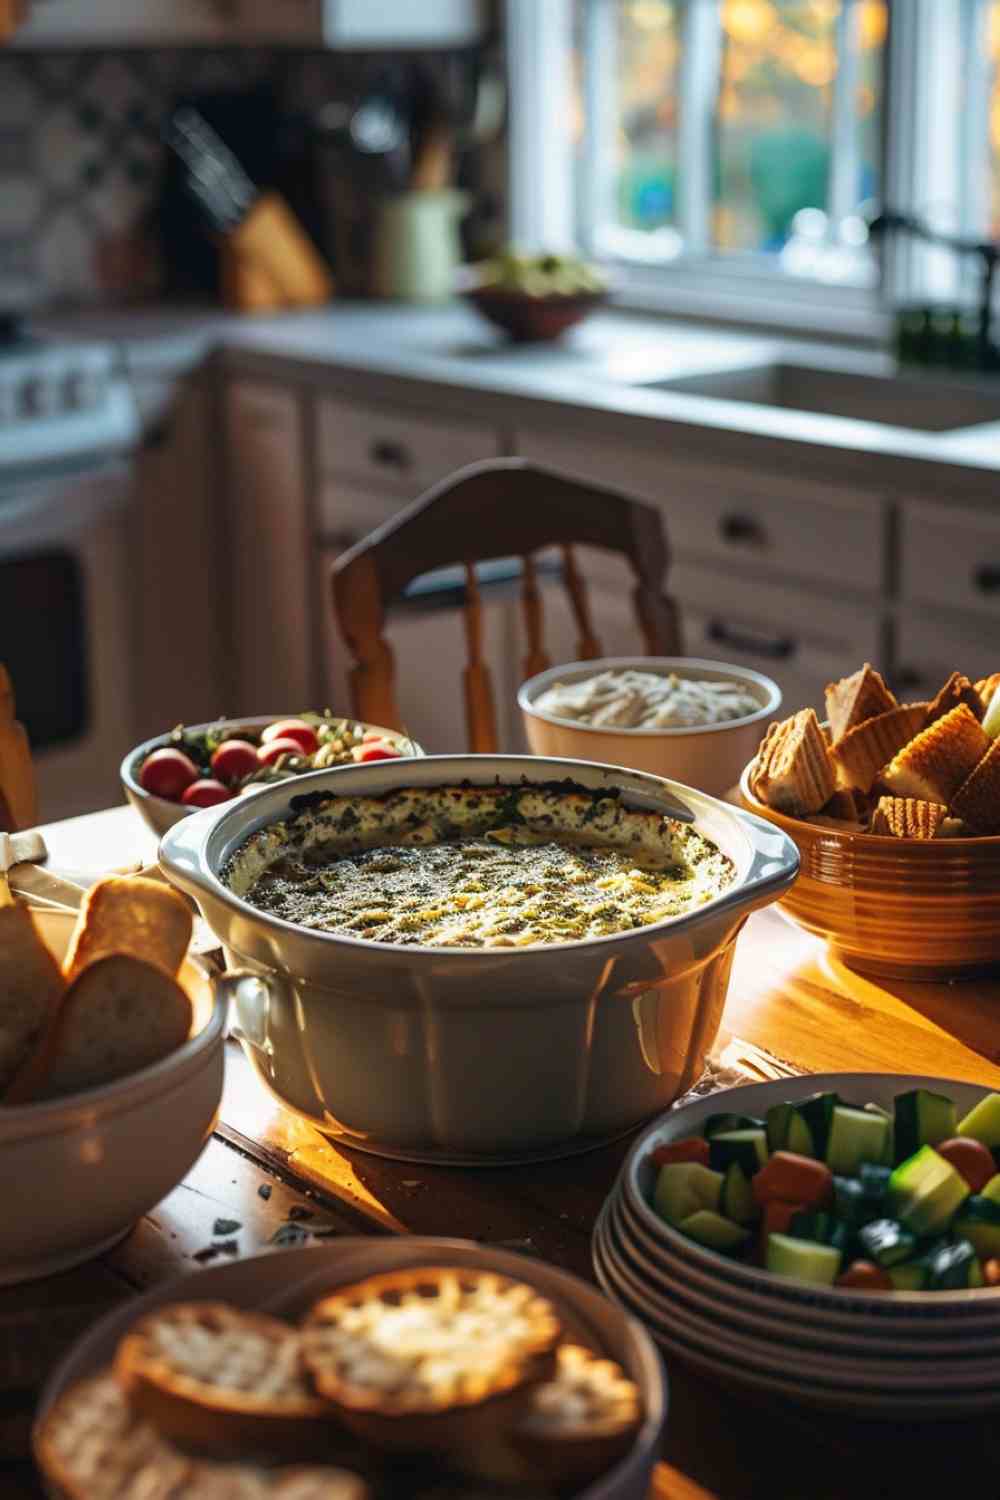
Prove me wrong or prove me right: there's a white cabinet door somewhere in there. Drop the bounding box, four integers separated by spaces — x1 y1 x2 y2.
132 375 229 739
894 609 1000 700
225 380 314 715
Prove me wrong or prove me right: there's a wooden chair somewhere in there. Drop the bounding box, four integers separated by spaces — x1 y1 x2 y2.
0 664 37 832
331 457 682 752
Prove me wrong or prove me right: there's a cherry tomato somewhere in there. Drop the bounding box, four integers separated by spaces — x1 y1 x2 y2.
210 739 261 784
258 736 307 767
836 1260 892 1292
181 778 234 808
651 1138 711 1168
260 719 319 756
353 741 403 763
140 747 199 801
936 1137 997 1193
984 1258 1000 1287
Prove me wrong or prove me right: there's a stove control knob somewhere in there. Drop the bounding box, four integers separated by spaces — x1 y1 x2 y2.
66 370 102 410
21 376 59 417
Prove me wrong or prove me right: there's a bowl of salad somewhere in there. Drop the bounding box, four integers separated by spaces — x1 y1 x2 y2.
121 714 423 837
462 251 609 343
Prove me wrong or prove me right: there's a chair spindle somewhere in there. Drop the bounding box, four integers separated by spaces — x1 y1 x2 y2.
520 553 550 680
462 562 498 752
560 545 603 660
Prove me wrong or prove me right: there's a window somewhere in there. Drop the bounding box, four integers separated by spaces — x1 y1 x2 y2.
507 0 1000 331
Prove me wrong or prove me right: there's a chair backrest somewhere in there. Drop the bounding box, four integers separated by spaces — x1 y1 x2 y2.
0 664 37 831
331 457 682 752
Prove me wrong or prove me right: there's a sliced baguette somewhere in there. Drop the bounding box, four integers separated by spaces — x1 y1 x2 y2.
824 664 897 744
749 708 835 815
63 875 192 982
828 703 928 794
881 703 990 806
924 671 984 726
870 796 949 840
951 737 1000 834
511 1342 642 1490
6 954 192 1103
34 1370 368 1500
113 1302 337 1458
0 901 66 1098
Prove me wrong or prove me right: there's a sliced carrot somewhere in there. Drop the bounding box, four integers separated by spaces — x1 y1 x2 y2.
984 1258 1000 1287
761 1200 803 1237
752 1151 833 1209
650 1137 711 1168
836 1260 892 1292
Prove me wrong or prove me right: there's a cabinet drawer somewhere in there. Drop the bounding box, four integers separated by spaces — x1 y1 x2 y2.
894 608 1000 698
672 563 883 717
900 499 1000 617
317 395 500 493
315 480 404 546
515 429 887 593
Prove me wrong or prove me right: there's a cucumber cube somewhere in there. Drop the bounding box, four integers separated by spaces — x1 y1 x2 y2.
708 1128 768 1176
794 1092 839 1159
766 1233 842 1286
832 1175 868 1228
654 1162 723 1227
925 1239 984 1290
888 1261 928 1291
720 1161 757 1225
894 1089 957 1162
766 1102 814 1157
953 1194 1000 1259
982 1174 1000 1206
677 1209 749 1253
857 1217 917 1268
825 1105 892 1175
789 1209 850 1253
889 1146 970 1236
704 1112 765 1138
957 1093 1000 1149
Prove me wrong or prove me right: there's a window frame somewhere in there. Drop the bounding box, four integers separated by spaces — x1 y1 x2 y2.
505 0 996 341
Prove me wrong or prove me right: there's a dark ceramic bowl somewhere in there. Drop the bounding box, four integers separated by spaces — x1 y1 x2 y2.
463 284 608 343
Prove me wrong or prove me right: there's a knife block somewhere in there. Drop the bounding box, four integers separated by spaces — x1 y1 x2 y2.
222 191 334 312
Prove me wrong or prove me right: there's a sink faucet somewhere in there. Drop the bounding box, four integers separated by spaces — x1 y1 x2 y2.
869 209 999 372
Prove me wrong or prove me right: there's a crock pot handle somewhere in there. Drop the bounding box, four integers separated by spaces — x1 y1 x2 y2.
157 802 229 904
738 807 801 911
213 968 273 1052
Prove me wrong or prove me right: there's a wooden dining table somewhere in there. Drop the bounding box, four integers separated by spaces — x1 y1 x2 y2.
8 802 1000 1499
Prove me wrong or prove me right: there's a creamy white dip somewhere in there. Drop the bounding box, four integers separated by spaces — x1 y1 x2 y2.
535 669 760 730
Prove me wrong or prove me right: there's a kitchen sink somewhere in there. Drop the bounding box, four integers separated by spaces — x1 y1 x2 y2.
637 362 1000 433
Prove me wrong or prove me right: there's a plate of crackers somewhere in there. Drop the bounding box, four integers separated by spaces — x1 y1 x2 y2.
0 876 225 1284
740 664 1000 977
35 1238 666 1500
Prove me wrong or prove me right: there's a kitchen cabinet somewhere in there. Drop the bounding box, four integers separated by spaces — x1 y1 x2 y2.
224 379 315 715
894 609 1000 700
317 394 501 499
900 498 1000 620
132 372 230 739
12 0 486 46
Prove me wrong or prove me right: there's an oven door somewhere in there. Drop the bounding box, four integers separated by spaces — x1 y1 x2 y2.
0 457 136 821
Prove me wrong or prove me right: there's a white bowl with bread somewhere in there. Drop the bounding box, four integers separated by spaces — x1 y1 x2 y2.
740 664 1000 977
37 1238 667 1499
0 882 225 1283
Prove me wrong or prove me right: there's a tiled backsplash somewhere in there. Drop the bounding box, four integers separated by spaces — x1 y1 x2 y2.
6 48 503 307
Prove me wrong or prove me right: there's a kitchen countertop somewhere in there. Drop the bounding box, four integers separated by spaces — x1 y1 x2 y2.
39 300 1000 495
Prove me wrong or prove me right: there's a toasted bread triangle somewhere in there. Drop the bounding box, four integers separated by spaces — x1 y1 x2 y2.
749 708 834 815
924 671 984 726
825 664 897 744
951 737 1000 833
870 797 948 839
882 703 989 806
829 703 928 794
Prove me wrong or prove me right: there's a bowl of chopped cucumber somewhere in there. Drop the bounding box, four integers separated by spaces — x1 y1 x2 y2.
594 1073 1000 1415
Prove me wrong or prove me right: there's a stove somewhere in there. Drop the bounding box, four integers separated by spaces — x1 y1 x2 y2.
0 340 139 478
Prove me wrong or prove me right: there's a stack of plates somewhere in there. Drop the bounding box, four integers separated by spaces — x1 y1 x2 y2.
593 1072 1000 1417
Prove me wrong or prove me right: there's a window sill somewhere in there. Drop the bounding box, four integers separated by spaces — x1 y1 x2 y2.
603 269 892 349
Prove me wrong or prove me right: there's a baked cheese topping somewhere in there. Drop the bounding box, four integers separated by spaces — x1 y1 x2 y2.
226 783 733 949
38 1374 187 1500
519 1343 641 1435
303 1269 559 1409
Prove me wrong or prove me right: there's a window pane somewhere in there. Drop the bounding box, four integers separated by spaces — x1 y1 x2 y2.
574 0 683 257
715 0 885 274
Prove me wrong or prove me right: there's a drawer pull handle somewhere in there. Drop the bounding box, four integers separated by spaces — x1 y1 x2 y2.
370 439 411 470
720 513 766 547
707 620 795 661
974 565 1000 593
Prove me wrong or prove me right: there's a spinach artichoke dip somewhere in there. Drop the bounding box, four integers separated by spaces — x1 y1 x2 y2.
224 782 734 948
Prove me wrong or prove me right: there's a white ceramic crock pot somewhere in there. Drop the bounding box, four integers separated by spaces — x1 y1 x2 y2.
159 755 799 1165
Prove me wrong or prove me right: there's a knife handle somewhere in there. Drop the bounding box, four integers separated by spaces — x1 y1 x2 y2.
228 192 334 308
